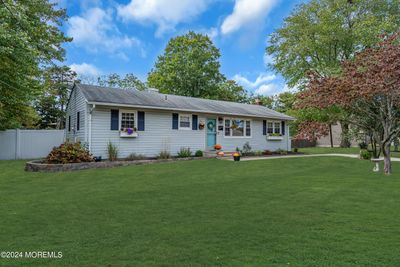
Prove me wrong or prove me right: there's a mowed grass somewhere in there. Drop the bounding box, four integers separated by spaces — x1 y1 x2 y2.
301 146 400 157
1 158 400 266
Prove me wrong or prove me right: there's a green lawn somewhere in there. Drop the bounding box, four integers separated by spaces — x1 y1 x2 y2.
1 158 400 266
300 146 400 158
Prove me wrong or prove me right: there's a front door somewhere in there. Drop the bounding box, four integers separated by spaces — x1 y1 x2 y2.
206 118 217 149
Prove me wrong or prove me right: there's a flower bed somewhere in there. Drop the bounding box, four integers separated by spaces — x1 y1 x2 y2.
25 157 204 173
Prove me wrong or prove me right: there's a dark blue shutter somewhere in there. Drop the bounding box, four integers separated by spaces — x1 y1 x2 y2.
263 120 267 135
192 115 198 130
77 112 80 131
68 116 71 132
281 121 285 135
111 109 119 130
138 111 145 131
172 113 179 129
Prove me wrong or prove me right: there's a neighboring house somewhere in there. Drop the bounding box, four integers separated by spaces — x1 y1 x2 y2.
316 122 359 147
66 84 294 159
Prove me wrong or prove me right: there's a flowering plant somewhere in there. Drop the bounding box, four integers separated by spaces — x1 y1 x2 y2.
233 153 240 157
121 127 137 134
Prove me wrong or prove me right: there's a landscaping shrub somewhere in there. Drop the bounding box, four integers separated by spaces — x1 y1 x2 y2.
263 150 273 155
242 142 252 156
276 148 288 155
360 149 372 160
158 150 171 159
294 148 299 153
125 153 146 161
194 150 203 157
255 150 263 156
178 147 192 158
107 142 118 161
46 142 93 164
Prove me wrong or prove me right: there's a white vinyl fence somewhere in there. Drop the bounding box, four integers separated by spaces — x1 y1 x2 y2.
0 129 65 160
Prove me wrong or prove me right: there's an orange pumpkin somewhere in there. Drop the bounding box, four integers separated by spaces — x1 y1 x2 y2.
214 144 222 150
217 151 225 156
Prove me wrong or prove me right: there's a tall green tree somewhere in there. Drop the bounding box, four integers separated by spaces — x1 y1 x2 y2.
147 31 224 99
267 0 400 146
97 73 147 91
0 0 71 130
35 66 77 129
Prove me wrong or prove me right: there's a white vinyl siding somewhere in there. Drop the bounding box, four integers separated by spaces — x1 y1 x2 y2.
90 107 205 158
65 87 87 143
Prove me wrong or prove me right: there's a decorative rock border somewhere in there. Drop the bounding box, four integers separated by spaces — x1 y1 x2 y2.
25 157 204 172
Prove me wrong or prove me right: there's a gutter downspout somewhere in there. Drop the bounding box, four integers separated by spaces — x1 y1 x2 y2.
88 104 95 151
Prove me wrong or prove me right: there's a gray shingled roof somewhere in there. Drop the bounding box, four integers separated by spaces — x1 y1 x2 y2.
77 84 294 120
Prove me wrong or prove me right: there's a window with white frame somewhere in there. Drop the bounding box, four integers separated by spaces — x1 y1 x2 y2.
120 111 135 130
179 114 191 129
224 118 251 137
267 121 281 135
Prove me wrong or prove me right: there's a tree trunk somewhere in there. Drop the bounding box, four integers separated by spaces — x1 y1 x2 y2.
382 143 392 175
329 124 333 148
340 122 351 148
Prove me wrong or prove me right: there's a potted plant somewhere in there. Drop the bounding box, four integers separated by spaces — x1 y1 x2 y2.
233 152 241 161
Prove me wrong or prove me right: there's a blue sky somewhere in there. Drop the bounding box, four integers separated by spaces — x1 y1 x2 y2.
58 0 306 96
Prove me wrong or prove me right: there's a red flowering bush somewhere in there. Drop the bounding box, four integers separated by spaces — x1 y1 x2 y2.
46 142 93 164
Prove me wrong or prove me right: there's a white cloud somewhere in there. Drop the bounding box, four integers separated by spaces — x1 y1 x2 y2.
233 72 287 96
233 73 276 89
117 0 210 36
254 83 279 95
221 0 279 35
70 63 101 77
67 7 144 59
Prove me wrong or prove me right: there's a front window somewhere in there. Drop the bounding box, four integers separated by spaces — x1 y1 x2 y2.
274 122 281 134
179 114 191 129
267 122 274 134
267 121 281 135
121 112 135 130
224 118 251 137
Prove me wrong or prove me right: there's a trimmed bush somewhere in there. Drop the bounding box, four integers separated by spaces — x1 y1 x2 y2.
46 142 93 164
194 150 203 157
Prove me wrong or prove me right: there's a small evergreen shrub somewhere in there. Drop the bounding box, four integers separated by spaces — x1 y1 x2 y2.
107 142 118 161
194 150 203 157
46 142 93 164
294 148 298 153
158 150 171 159
360 149 372 160
177 147 192 158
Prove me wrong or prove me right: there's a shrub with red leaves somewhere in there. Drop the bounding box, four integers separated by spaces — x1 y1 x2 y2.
46 142 93 164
